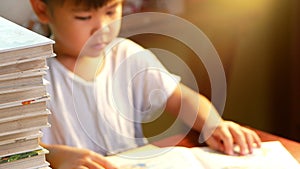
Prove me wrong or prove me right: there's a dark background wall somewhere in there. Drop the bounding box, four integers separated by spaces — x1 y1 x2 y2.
128 0 300 141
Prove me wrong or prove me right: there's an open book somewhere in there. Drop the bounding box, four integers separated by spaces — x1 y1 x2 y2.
106 141 300 169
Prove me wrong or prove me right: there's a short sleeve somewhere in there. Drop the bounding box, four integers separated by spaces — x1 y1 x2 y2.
107 38 181 123
112 44 181 121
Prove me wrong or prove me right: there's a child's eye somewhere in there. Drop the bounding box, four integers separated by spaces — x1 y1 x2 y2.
74 16 92 20
106 10 116 16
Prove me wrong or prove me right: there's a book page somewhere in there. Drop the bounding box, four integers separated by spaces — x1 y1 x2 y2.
106 141 300 169
191 141 300 169
106 146 205 169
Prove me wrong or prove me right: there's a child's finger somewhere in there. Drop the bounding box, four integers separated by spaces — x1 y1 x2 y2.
218 127 234 155
228 126 248 155
90 153 118 169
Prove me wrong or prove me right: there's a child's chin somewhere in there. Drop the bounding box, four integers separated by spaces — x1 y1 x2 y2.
81 45 107 57
80 50 103 58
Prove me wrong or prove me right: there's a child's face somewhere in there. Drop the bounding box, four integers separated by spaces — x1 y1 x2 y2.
47 0 123 58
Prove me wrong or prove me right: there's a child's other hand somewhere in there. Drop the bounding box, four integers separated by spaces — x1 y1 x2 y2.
205 121 261 156
45 144 118 169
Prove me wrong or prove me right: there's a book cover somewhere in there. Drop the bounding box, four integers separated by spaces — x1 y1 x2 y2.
0 148 47 163
0 94 50 109
0 131 43 157
0 102 47 121
0 113 50 135
0 59 47 76
0 16 55 67
0 17 54 52
0 109 50 123
0 124 50 138
0 46 55 67
0 68 47 82
0 75 45 94
0 130 41 145
0 148 49 169
0 85 47 104
0 17 55 66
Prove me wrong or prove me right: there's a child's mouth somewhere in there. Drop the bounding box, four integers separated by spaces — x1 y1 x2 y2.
91 43 107 50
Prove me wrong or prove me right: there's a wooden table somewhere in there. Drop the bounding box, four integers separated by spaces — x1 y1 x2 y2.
152 129 300 163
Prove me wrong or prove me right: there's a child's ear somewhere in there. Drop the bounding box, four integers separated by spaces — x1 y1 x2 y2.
30 0 50 24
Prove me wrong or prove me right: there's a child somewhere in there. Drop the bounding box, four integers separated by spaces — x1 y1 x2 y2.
30 0 261 168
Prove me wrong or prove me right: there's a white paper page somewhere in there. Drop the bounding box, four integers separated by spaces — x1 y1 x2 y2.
107 146 205 169
191 141 300 169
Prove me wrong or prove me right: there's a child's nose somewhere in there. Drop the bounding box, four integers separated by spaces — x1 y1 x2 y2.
91 18 110 35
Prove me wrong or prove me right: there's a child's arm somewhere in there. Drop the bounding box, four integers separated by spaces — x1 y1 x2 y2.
165 83 261 155
39 142 118 169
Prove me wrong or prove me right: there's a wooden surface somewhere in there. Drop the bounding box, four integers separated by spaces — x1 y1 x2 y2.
152 129 300 163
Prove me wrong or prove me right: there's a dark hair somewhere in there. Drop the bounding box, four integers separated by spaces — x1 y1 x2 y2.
42 0 114 10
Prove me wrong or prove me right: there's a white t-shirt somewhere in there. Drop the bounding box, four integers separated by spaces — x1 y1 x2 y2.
42 38 180 155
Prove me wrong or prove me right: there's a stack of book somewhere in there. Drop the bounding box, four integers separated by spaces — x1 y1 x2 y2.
0 16 55 169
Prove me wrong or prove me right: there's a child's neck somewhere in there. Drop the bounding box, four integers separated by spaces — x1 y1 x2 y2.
56 53 105 81
55 54 77 72
75 54 105 81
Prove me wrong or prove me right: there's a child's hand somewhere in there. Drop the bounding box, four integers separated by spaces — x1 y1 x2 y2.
43 143 118 169
205 121 261 156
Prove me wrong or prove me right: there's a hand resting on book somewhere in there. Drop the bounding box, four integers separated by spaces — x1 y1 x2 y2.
204 121 261 156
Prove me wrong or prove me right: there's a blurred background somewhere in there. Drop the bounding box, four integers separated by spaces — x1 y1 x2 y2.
1 0 299 142
131 0 300 142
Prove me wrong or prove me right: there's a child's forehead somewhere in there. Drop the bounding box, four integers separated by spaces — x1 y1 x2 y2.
63 0 121 10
